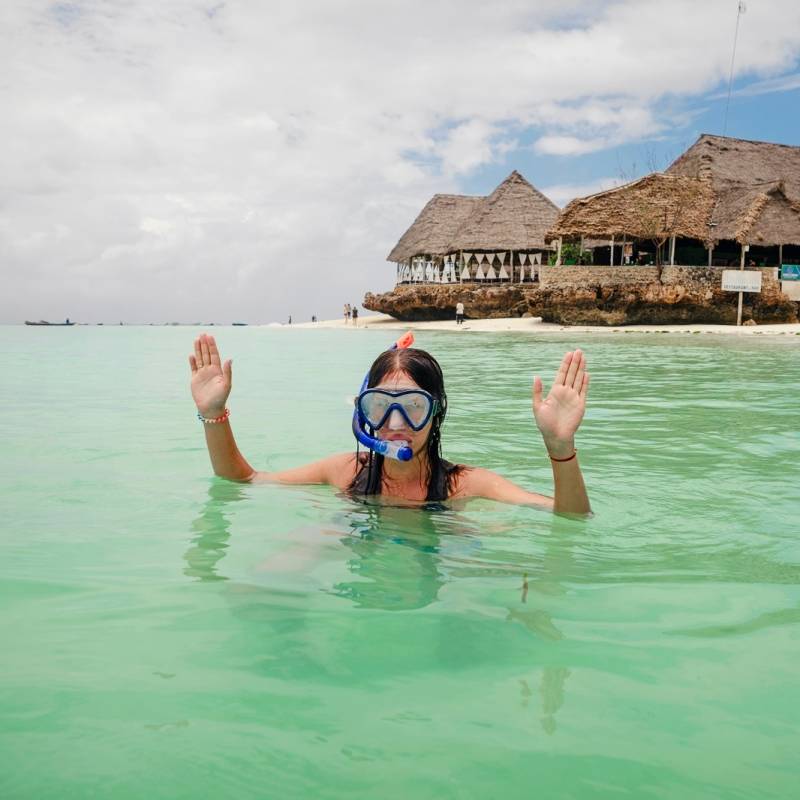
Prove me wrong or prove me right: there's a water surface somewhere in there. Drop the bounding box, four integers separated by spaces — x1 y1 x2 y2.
2 326 799 799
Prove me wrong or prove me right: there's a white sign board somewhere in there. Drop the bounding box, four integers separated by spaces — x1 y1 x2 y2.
721 270 762 293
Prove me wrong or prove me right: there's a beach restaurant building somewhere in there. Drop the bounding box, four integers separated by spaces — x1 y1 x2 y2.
387 171 559 285
547 134 800 278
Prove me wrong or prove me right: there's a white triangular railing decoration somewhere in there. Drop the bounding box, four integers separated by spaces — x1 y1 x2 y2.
519 265 526 282
460 265 470 280
498 252 506 265
521 253 529 265
486 265 497 280
498 265 509 280
475 265 485 280
532 253 542 265
425 263 433 282
463 252 472 265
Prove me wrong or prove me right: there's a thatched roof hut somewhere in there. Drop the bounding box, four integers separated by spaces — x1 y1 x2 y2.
666 134 800 246
447 171 560 252
387 194 482 264
386 171 558 263
548 173 716 243
547 134 800 251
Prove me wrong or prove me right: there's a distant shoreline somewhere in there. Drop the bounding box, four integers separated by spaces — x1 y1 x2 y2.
291 313 800 336
8 315 800 335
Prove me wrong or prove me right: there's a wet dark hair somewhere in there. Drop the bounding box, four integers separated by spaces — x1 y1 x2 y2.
348 347 466 501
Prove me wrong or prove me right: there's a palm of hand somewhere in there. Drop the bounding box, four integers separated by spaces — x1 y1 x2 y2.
534 384 585 440
192 365 228 410
190 334 232 415
532 349 589 446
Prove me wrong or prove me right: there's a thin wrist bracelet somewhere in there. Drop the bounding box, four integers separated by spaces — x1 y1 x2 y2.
197 408 230 424
549 449 577 463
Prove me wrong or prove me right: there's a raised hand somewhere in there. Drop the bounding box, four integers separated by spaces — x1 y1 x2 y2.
532 350 589 458
189 333 232 418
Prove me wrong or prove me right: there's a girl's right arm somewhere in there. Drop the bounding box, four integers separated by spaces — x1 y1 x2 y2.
190 334 357 487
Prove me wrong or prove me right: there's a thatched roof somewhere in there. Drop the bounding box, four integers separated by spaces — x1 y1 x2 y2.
667 134 800 245
548 173 716 242
387 194 482 263
386 171 558 262
446 171 560 252
547 134 800 247
667 134 800 194
736 183 800 246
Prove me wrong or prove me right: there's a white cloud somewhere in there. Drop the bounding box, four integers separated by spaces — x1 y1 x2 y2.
711 71 800 99
437 120 508 176
1 0 799 322
535 135 608 156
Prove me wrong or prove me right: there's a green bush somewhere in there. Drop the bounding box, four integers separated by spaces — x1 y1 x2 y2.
549 242 593 265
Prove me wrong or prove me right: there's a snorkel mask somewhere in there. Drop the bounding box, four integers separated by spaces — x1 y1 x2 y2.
352 331 426 462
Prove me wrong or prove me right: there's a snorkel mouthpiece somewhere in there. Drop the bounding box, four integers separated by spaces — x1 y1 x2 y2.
373 438 413 462
352 332 416 462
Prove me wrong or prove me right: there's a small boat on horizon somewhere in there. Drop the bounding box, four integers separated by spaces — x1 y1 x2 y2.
25 319 75 326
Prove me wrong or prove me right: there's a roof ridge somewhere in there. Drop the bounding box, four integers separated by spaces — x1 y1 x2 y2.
697 133 800 150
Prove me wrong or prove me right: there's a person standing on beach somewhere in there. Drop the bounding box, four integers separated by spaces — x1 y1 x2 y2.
344 303 351 324
455 302 464 325
352 306 359 327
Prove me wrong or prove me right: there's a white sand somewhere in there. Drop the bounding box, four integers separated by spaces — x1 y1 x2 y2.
290 313 800 336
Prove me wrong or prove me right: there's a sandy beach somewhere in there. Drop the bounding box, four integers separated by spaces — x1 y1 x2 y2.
292 313 800 336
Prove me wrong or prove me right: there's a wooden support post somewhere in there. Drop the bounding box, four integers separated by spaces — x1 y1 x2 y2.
610 235 615 266
778 243 783 269
736 243 746 327
708 245 713 267
669 235 676 266
556 238 563 266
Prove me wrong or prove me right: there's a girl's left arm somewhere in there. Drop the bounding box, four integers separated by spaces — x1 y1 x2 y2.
532 349 591 515
455 349 591 516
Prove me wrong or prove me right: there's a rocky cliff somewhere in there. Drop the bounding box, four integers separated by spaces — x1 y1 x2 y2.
364 267 798 325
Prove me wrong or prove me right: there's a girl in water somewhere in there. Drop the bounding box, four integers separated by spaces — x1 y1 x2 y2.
189 333 591 515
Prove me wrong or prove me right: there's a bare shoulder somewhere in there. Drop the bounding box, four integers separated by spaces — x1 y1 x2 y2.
323 452 363 489
450 465 553 509
450 466 498 498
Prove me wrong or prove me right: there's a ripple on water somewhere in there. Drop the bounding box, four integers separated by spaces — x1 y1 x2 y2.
1 327 798 798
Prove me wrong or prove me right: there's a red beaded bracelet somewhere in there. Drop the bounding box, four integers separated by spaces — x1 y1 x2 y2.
549 449 577 463
197 408 230 424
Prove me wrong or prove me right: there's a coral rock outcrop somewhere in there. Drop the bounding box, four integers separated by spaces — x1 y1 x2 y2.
363 267 797 325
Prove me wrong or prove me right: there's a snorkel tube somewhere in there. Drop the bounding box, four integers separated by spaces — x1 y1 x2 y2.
352 331 415 462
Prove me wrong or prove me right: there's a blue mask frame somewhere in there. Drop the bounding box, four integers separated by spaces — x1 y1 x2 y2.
356 388 436 432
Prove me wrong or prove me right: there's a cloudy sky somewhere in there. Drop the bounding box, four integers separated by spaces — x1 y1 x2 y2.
2 0 799 324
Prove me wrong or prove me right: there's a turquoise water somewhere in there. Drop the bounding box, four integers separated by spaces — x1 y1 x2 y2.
2 326 799 799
